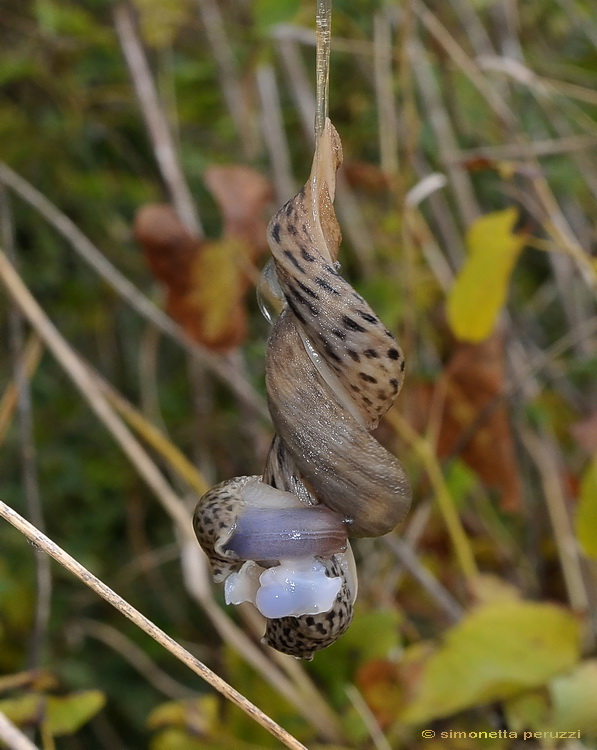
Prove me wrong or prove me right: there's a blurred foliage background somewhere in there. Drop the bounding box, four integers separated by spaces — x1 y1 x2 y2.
1 0 597 748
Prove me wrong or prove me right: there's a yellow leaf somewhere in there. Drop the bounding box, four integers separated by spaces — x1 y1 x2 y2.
189 239 245 341
447 208 525 342
575 456 597 559
400 601 581 724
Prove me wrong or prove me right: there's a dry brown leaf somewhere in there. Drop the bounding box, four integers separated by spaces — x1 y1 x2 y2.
409 334 522 512
355 660 404 729
342 160 390 194
134 166 272 352
203 165 272 252
134 204 199 289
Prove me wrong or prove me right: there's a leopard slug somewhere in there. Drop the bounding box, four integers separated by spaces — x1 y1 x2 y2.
193 120 410 659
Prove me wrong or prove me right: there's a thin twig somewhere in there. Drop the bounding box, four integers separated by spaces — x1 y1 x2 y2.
0 335 43 446
112 2 203 236
315 0 332 139
73 619 197 700
195 0 255 158
256 64 295 202
451 133 597 161
408 36 480 227
0 162 268 420
345 685 393 750
373 10 399 177
0 712 41 750
383 536 463 622
0 501 307 750
386 409 479 584
96 371 211 497
0 248 194 538
0 187 51 670
521 429 592 624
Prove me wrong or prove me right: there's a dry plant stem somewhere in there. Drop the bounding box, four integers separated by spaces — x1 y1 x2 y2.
413 0 514 128
256 64 295 202
0 502 307 750
0 248 193 539
345 685 393 750
521 429 592 625
112 2 202 236
1 188 51 671
373 10 399 178
195 0 254 158
0 162 268 421
0 333 43 447
94 371 210 497
383 536 463 622
0 711 41 750
453 134 597 161
74 619 197 700
408 37 480 227
386 409 478 583
314 0 332 139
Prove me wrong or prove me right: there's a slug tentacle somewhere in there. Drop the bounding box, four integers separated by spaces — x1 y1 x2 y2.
193 120 410 659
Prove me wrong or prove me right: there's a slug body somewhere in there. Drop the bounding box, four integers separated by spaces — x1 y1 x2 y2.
193 121 410 659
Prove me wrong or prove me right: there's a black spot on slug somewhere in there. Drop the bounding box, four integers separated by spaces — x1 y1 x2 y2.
364 348 379 358
359 372 378 384
347 349 360 362
315 277 339 294
297 280 319 299
300 246 316 262
357 310 377 324
388 348 400 360
332 328 346 340
287 224 297 235
283 249 306 274
271 222 281 243
390 378 399 393
342 315 366 333
286 297 306 325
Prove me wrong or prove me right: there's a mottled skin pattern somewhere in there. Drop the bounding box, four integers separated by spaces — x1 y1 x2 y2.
264 122 411 538
193 120 410 660
192 475 258 583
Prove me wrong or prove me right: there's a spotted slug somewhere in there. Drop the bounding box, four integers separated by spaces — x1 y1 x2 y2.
193 120 411 659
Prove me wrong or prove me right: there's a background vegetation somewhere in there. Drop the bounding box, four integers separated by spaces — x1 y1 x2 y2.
1 0 596 748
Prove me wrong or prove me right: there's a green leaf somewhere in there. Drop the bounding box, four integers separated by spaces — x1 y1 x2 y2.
549 659 597 735
0 693 45 727
446 208 525 342
45 691 106 736
575 456 597 559
400 601 582 724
